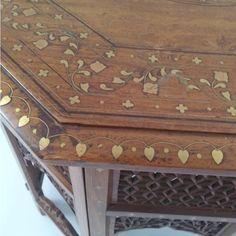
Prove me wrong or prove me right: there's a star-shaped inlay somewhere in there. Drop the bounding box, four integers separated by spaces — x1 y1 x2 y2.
80 32 88 39
192 57 202 65
148 55 158 63
227 106 236 116
12 44 22 51
69 95 80 104
105 50 115 58
54 14 63 20
122 99 134 109
38 69 49 77
176 104 188 113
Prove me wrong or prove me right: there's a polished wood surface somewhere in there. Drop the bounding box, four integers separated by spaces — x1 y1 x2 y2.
1 0 236 133
1 0 236 172
56 0 236 53
1 1 236 235
1 70 236 172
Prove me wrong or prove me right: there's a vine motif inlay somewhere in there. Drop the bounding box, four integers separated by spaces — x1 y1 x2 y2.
1 80 236 165
1 0 236 119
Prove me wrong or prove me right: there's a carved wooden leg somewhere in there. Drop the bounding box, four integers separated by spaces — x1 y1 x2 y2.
1 124 44 214
37 195 78 236
2 124 79 236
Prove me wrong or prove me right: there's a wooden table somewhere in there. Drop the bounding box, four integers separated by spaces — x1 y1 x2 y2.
1 0 236 235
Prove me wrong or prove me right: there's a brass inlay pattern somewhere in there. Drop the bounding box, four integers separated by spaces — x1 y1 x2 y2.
1 0 236 120
1 81 235 165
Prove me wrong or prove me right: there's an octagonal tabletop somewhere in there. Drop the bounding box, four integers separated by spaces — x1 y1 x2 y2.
1 0 236 172
1 0 236 132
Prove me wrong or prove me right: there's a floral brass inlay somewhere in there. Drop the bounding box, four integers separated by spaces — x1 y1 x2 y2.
1 80 235 166
33 39 48 50
12 44 22 51
176 104 188 113
1 0 236 121
192 57 202 65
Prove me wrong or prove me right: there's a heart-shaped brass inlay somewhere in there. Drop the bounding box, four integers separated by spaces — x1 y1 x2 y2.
18 115 30 127
39 137 50 151
76 143 87 157
211 149 224 165
144 146 155 161
112 145 123 159
0 95 11 106
178 149 189 164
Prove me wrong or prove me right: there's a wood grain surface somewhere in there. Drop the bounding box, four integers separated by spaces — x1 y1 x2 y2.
1 0 236 132
1 0 236 172
1 69 236 173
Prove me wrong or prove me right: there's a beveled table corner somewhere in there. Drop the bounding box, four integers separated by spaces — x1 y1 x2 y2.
1 0 236 235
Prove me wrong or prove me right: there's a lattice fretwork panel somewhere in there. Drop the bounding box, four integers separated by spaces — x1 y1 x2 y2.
15 138 74 211
115 217 228 236
54 166 71 184
117 171 236 210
